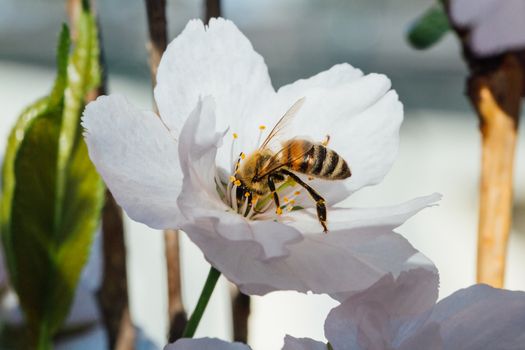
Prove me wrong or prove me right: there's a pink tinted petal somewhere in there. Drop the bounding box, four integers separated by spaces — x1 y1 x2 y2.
427 285 525 349
82 95 181 229
282 335 326 350
325 268 439 350
165 338 251 350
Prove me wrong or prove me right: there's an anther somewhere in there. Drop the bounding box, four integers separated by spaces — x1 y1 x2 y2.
234 180 241 186
290 199 296 205
276 207 283 215
259 125 266 130
233 132 238 139
229 176 236 183
283 197 289 203
244 192 250 197
294 191 301 196
240 152 246 160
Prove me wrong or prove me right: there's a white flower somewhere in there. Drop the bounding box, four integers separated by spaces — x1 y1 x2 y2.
284 268 525 350
83 18 440 298
450 0 525 57
165 338 250 350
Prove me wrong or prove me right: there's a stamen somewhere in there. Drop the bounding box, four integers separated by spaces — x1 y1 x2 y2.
234 180 241 187
233 132 238 139
240 152 246 160
256 125 266 147
230 176 236 183
283 197 289 203
276 207 283 215
244 192 250 197
294 191 301 196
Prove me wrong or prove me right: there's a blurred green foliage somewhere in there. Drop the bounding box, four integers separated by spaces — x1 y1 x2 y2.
407 4 450 50
0 6 103 349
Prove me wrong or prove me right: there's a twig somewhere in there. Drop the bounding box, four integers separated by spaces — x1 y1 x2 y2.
205 0 221 23
67 0 136 347
99 190 135 349
467 55 523 287
231 290 250 342
144 0 187 341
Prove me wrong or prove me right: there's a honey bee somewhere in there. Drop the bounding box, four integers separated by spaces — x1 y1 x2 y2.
234 97 351 232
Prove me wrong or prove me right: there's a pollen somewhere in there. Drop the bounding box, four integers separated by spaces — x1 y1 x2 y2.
240 152 246 160
276 207 283 215
259 125 266 130
233 132 238 139
229 176 236 183
234 180 241 186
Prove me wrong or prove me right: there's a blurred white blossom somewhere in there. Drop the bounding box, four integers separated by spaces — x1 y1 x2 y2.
450 0 525 56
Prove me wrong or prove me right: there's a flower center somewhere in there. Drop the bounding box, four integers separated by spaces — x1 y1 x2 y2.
214 129 303 220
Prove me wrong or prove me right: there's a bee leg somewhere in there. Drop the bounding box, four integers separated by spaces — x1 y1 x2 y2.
267 174 282 214
234 152 243 173
235 185 246 211
243 190 253 217
280 170 328 232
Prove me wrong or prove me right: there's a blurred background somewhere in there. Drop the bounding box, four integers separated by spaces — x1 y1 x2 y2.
1 0 525 349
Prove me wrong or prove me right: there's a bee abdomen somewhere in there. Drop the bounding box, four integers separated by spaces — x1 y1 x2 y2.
310 145 351 180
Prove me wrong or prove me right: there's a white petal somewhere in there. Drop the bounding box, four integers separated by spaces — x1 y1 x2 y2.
181 193 437 296
82 95 182 229
282 335 326 350
155 18 274 139
183 221 420 297
287 193 442 234
324 268 439 350
425 285 525 349
263 73 402 205
277 63 363 97
177 97 302 260
165 338 251 350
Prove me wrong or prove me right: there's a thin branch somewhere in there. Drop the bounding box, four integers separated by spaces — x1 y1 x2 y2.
99 190 135 349
144 0 187 341
231 290 250 343
205 0 221 24
145 0 168 83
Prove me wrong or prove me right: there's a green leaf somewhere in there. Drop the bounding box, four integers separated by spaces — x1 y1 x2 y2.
407 4 451 50
1 9 103 347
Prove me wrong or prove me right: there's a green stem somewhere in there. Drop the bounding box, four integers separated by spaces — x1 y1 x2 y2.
36 323 51 350
182 266 221 338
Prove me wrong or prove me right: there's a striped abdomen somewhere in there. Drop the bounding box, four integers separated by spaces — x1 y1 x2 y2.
282 139 351 180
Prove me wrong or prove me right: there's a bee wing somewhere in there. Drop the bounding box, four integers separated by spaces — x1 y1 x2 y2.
257 138 314 178
259 97 305 151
